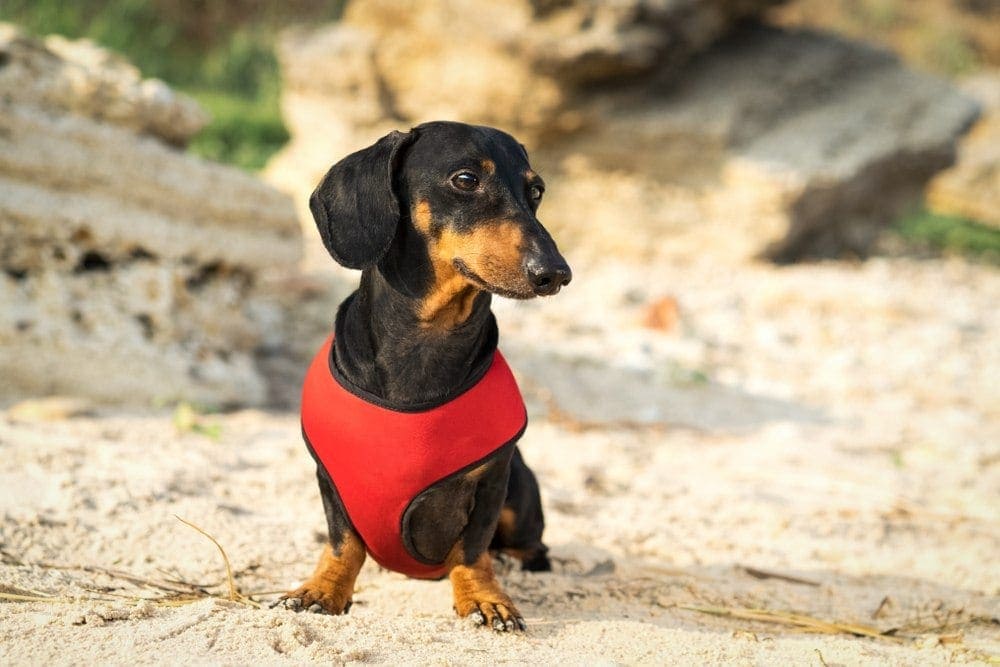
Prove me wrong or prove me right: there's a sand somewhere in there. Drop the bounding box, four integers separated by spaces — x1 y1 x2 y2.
1 255 998 665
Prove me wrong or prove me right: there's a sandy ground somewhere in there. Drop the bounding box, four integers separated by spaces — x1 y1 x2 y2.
1 254 998 665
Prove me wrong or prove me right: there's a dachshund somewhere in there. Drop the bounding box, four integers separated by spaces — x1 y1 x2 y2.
276 121 571 633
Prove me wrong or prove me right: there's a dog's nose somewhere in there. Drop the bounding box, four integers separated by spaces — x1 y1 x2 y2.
527 260 572 296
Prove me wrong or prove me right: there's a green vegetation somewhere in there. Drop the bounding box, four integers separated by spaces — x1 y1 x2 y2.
185 87 288 171
894 209 1000 263
858 0 901 31
921 26 979 77
172 402 223 441
0 0 344 170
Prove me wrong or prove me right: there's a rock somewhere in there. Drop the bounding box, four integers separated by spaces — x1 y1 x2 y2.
521 0 790 86
266 6 978 263
265 0 787 268
266 24 401 269
0 25 302 408
6 397 94 422
283 0 788 137
345 0 788 108
540 27 980 262
0 24 207 146
927 71 1000 229
641 296 681 333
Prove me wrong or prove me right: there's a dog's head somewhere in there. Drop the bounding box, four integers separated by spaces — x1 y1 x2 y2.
309 121 571 306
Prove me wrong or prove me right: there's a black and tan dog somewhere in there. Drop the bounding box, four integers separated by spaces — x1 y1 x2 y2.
277 121 571 632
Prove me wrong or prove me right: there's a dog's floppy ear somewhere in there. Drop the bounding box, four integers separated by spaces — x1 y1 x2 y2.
309 130 413 269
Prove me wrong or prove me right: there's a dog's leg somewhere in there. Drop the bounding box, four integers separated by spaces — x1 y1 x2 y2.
446 448 526 632
450 549 526 632
491 447 551 571
280 539 364 614
277 467 365 614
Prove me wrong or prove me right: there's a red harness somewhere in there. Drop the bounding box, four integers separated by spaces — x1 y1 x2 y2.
301 335 527 579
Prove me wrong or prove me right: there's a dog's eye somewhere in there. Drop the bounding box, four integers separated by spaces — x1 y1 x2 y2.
529 184 544 201
451 172 479 191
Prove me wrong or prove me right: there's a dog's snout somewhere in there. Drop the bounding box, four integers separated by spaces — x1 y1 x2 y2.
526 257 572 296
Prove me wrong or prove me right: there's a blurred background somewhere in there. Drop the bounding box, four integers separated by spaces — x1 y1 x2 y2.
0 1 998 663
1 0 997 408
1 0 349 170
2 0 997 168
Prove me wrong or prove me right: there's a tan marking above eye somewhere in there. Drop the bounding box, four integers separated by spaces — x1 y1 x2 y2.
480 159 496 175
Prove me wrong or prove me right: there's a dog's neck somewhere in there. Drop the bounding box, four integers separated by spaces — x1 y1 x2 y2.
332 263 497 408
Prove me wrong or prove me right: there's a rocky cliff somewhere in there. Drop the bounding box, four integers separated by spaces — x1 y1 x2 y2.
266 0 979 264
0 24 302 407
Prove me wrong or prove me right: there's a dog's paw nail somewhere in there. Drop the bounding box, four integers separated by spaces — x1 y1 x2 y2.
470 610 486 626
516 617 527 631
504 618 515 632
307 603 324 614
283 597 302 611
343 600 353 615
491 615 505 632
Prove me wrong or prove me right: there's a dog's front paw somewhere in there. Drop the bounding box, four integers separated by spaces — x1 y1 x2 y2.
456 596 527 633
272 582 353 615
451 552 527 632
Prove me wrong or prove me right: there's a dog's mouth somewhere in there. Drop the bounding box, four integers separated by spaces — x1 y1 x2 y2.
453 258 535 300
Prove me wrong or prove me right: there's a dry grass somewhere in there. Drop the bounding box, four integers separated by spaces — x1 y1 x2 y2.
1 517 262 609
173 515 257 607
681 605 894 640
681 603 999 651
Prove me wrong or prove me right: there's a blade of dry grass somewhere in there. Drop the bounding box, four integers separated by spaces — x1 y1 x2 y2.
739 565 821 587
680 605 897 640
0 592 74 603
174 515 259 608
33 563 203 595
3 521 261 610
